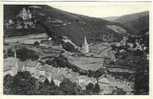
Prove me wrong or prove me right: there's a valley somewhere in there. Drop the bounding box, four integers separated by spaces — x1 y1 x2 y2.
3 5 149 95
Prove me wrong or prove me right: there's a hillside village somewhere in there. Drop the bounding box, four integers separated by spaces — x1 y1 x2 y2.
4 5 149 95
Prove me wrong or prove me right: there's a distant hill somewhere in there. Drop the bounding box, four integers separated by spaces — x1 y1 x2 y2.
112 11 149 35
4 5 130 46
103 16 118 21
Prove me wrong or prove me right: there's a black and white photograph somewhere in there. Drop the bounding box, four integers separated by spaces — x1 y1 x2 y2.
3 3 150 95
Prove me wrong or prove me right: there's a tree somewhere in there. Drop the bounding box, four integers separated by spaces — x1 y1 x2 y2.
34 41 40 47
134 59 149 95
3 74 14 94
50 79 56 89
86 83 94 91
85 83 95 94
44 78 50 85
93 83 100 94
60 78 81 95
88 70 95 77
7 48 14 57
11 71 36 95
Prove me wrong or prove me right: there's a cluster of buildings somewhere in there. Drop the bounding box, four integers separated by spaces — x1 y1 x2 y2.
4 7 36 29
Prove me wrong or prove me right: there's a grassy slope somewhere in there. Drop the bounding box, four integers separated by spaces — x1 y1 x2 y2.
4 5 129 46
114 11 149 35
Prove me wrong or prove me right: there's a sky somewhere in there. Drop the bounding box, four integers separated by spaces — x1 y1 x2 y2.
49 2 151 18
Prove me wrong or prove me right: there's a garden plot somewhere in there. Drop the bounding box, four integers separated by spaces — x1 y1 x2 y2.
67 56 105 71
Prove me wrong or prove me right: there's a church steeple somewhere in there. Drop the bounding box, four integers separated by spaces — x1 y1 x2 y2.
82 36 89 54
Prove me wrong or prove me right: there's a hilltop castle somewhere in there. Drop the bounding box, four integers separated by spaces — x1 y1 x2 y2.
16 7 36 29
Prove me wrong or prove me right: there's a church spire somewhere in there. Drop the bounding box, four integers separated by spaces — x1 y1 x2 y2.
82 36 89 54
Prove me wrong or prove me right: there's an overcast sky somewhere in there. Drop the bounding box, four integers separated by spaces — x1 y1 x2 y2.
49 2 151 18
